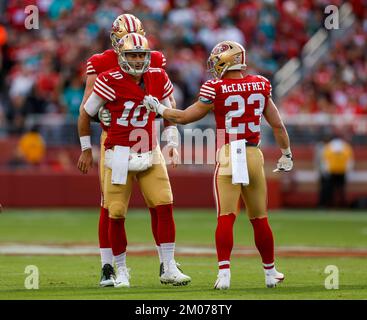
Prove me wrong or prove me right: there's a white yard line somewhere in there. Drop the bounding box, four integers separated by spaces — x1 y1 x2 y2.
0 243 366 256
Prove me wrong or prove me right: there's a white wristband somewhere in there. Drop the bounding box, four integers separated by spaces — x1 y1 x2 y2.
80 136 92 151
281 147 292 156
165 126 179 148
157 103 167 116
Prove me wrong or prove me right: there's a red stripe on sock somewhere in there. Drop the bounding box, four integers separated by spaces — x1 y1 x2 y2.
98 207 110 248
156 204 175 244
263 265 275 270
149 207 159 245
216 213 236 267
250 217 274 265
108 218 127 256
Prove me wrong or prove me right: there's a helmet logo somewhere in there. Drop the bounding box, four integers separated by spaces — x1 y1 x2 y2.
212 43 230 55
112 20 120 32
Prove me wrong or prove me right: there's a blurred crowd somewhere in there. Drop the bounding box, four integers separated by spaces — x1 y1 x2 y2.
0 0 365 141
280 19 367 117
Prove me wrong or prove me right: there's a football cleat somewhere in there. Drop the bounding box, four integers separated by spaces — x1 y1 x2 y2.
160 260 191 286
265 268 285 288
159 262 164 277
99 263 115 287
159 261 184 282
214 269 231 290
114 266 130 288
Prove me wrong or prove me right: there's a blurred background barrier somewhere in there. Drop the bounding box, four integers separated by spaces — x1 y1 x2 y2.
1 141 366 208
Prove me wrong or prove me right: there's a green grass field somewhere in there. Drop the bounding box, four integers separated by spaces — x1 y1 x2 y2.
0 209 367 300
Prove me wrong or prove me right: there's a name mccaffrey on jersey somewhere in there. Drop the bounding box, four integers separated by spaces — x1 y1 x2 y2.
221 81 266 93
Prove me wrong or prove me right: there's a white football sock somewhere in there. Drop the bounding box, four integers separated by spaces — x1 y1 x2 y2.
156 245 163 264
100 248 113 267
160 243 175 269
114 252 126 269
218 268 230 277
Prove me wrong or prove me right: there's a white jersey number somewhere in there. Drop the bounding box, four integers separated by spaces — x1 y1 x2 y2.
225 94 265 134
117 101 149 127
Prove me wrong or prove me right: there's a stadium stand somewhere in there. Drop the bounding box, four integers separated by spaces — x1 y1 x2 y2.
0 0 366 208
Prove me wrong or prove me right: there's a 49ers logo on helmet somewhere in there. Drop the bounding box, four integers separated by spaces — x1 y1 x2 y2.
112 20 120 32
212 43 230 55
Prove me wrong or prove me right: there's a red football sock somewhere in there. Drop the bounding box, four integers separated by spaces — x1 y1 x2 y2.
156 204 175 244
215 213 236 269
149 207 160 246
108 217 127 256
250 217 275 268
98 207 110 248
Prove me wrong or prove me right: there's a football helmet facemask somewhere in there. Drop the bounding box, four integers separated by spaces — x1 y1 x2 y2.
110 14 145 52
207 41 247 79
117 33 151 75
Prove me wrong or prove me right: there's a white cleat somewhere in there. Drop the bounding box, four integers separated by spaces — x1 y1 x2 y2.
160 260 191 286
214 269 230 290
265 268 284 288
114 266 130 288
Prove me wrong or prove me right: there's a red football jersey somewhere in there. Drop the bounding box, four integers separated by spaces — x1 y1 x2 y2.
199 75 272 149
86 49 166 132
86 49 166 75
93 67 173 152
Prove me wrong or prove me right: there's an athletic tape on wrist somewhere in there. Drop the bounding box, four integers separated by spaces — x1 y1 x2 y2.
80 136 92 151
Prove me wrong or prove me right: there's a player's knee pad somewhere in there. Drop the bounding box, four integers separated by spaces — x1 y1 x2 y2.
108 201 127 219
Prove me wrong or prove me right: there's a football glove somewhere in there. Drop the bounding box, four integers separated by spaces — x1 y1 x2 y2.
273 150 293 172
143 95 159 113
143 95 167 115
98 106 111 127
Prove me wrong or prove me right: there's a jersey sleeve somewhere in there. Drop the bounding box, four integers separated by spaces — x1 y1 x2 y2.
86 54 100 75
151 51 167 69
199 80 216 104
257 75 272 97
161 70 174 99
93 73 116 102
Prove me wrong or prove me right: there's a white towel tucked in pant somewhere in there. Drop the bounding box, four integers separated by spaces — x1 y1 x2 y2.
230 139 249 186
111 146 130 185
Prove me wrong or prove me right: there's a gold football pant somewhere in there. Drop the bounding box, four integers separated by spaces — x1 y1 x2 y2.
214 143 267 219
103 147 173 219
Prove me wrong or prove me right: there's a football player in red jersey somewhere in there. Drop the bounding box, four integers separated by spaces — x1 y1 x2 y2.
77 33 191 288
143 41 293 289
79 14 178 286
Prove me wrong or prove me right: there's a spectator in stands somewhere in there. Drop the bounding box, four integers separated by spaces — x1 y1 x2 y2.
0 0 364 145
62 74 84 120
17 125 46 166
315 133 331 208
6 147 27 169
321 134 354 208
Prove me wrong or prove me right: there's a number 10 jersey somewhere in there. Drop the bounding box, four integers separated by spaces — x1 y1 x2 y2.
93 67 173 152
